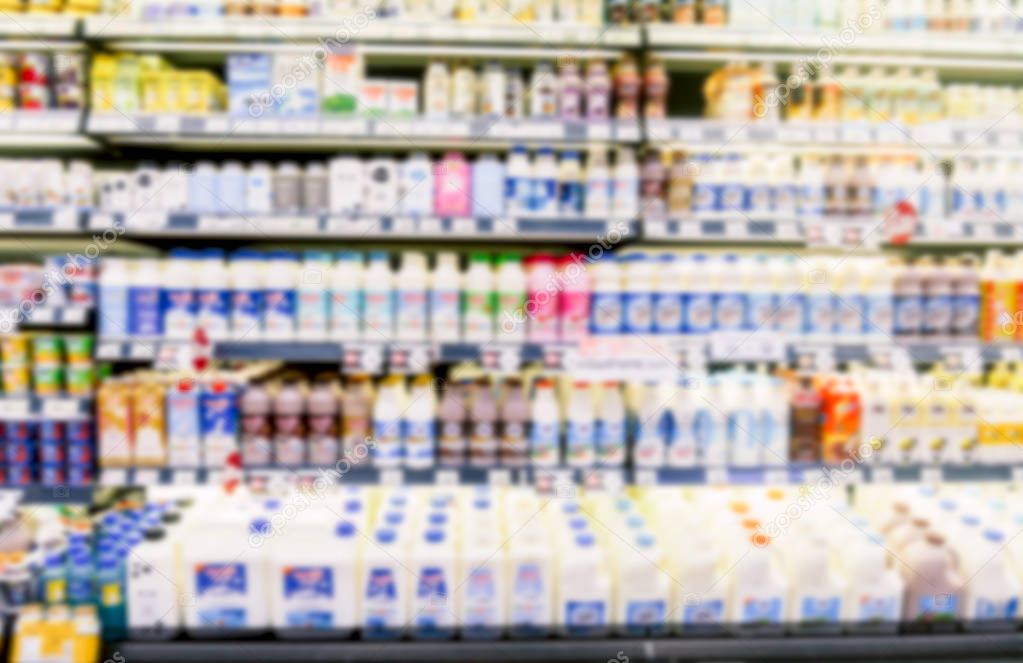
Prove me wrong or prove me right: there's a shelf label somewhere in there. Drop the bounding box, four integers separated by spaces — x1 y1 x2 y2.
634 469 657 486
41 398 80 419
705 467 727 485
1012 466 1023 484
921 466 942 485
173 469 198 485
379 468 403 486
481 345 521 373
488 468 511 486
100 468 128 487
0 398 30 419
342 343 384 374
134 468 160 486
709 330 785 363
435 469 458 486
583 469 624 492
533 469 574 496
872 466 895 484
764 468 789 485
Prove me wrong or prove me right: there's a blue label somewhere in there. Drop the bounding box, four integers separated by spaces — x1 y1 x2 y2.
464 567 497 627
691 409 718 462
729 409 758 461
565 600 605 633
373 420 403 463
197 288 230 333
99 285 128 337
799 185 824 215
511 563 545 626
653 292 683 333
975 597 1018 620
558 181 584 214
864 294 893 336
916 593 957 619
283 566 334 629
626 599 665 626
894 296 923 335
595 419 625 459
857 596 899 622
833 295 865 336
951 187 969 214
922 294 952 335
714 293 747 331
774 293 806 334
747 184 772 213
162 288 196 334
683 599 724 624
530 178 557 214
200 389 237 439
685 293 714 334
805 294 834 334
747 293 775 330
128 286 162 336
622 292 653 333
691 183 717 213
365 568 397 627
196 562 246 597
718 183 746 213
530 420 559 461
741 597 782 624
198 607 246 628
264 289 296 332
800 596 841 623
416 566 449 628
232 290 263 333
590 292 622 334
952 294 979 336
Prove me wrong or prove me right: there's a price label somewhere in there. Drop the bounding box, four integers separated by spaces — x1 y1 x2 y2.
134 468 160 486
921 466 942 485
29 308 54 324
342 344 384 374
1012 466 1023 484
634 469 657 486
481 346 521 373
435 469 458 486
705 467 727 485
100 468 128 487
941 345 981 371
41 398 80 419
800 467 824 486
173 469 198 485
451 218 476 235
379 468 403 486
488 468 511 486
872 466 895 484
96 341 122 360
63 308 87 325
797 345 835 372
0 399 31 419
764 468 789 485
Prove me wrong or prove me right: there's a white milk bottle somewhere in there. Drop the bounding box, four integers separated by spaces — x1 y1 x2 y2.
127 526 181 639
961 528 1021 630
195 248 230 341
362 528 410 640
585 149 611 217
589 254 622 335
410 528 457 639
508 524 554 638
496 254 527 341
615 532 669 635
595 382 626 466
229 250 264 340
297 251 331 341
786 532 846 634
728 534 787 635
693 377 728 466
621 253 654 334
396 251 428 342
463 253 495 342
162 248 197 340
263 251 298 341
331 251 363 341
459 526 506 639
529 378 561 467
558 532 611 637
756 374 790 466
565 381 595 467
725 374 760 467
184 515 271 637
430 252 462 342
372 377 404 467
363 252 395 339
634 382 669 467
841 534 903 633
399 153 434 217
672 528 728 634
612 147 639 220
271 520 358 638
505 146 532 217
404 375 436 469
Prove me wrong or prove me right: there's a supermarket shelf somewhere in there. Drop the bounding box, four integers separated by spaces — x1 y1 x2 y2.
19 306 91 328
87 113 639 148
0 206 88 233
645 119 1023 153
12 485 93 505
0 111 94 151
100 463 1023 490
0 15 78 38
643 217 803 244
83 16 640 46
0 396 92 421
89 211 634 242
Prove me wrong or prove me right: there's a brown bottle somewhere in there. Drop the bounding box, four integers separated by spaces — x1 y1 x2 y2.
499 377 529 466
438 382 469 466
789 375 822 462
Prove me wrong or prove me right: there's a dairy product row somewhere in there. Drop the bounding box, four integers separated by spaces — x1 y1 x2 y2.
75 482 1023 639
95 361 1023 470
97 250 985 342
0 53 85 112
705 62 1022 126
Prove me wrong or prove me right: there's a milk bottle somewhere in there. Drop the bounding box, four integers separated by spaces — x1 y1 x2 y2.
634 382 669 467
372 377 404 467
558 533 611 637
263 251 298 341
508 524 554 637
841 534 903 633
683 254 714 334
693 378 727 466
615 533 669 635
595 382 626 466
961 529 1020 630
786 532 846 634
331 251 363 341
672 528 728 633
362 528 410 639
728 534 787 635
725 375 760 467
162 249 197 340
589 254 622 335
463 253 495 341
184 515 271 636
127 526 180 639
496 254 526 341
363 251 394 338
404 375 436 469
430 252 461 342
396 252 428 342
271 520 358 638
297 251 331 341
399 153 434 218
565 381 595 467
902 532 962 630
409 528 457 639
459 527 506 639
529 378 561 467
622 254 654 334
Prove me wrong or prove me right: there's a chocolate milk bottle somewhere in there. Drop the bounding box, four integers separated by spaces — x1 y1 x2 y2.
499 377 529 466
438 381 468 466
469 378 498 467
921 257 953 341
903 532 962 631
240 382 272 467
340 375 372 459
307 376 339 466
789 375 821 462
273 379 306 467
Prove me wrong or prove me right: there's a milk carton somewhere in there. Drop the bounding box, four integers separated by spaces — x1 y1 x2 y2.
557 532 611 637
127 527 180 639
961 529 1021 631
728 535 787 635
459 525 506 639
410 528 457 638
785 532 846 634
362 528 410 639
507 525 554 637
614 533 669 635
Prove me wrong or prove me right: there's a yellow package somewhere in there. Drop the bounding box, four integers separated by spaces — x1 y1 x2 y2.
97 380 132 467
132 380 166 466
72 605 100 663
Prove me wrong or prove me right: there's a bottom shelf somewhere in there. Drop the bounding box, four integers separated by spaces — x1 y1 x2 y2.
109 632 1023 662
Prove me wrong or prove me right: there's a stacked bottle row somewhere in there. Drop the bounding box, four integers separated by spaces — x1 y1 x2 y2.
95 361 1023 470
705 62 1021 126
82 482 1023 641
98 251 988 342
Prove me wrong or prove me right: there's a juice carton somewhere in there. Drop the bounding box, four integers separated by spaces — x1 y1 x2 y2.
132 380 167 467
97 380 132 467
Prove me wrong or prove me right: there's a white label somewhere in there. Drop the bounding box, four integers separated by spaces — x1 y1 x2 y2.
100 469 128 487
921 466 942 485
380 468 403 486
872 466 895 484
764 468 789 485
488 469 511 486
435 469 458 486
174 469 198 485
706 467 727 485
41 398 80 419
635 469 657 486
0 398 30 419
134 468 159 486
